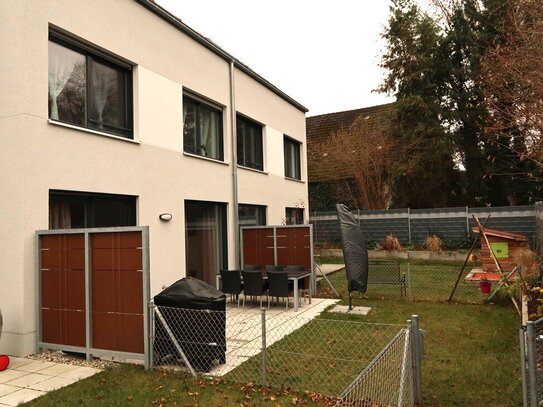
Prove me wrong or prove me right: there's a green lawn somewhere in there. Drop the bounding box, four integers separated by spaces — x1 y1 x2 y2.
27 259 521 407
25 364 337 407
317 259 485 303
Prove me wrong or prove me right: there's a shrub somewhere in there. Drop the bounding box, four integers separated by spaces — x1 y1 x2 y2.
379 234 402 251
424 235 444 252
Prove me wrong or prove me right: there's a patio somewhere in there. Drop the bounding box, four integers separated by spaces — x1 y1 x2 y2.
0 358 99 406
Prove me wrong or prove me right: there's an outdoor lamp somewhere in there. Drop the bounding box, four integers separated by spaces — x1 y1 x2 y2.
159 213 172 221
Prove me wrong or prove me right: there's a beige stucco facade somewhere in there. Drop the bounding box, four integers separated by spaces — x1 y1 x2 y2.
0 0 308 356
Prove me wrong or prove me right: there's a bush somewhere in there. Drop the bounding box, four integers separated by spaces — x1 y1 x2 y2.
424 235 444 252
379 234 402 251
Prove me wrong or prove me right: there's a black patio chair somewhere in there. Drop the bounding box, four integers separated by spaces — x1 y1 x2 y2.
243 264 262 271
265 265 284 271
286 265 311 305
267 271 294 310
219 269 243 307
241 270 268 308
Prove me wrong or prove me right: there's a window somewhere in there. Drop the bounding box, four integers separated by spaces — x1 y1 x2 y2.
239 204 267 227
237 115 263 171
284 136 301 180
285 207 304 225
183 95 223 160
185 201 227 286
49 190 136 229
48 33 133 138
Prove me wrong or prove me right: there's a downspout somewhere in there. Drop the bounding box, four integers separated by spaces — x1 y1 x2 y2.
230 61 240 268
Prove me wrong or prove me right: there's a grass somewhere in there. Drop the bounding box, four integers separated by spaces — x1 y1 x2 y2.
25 364 337 407
317 259 486 303
27 258 521 407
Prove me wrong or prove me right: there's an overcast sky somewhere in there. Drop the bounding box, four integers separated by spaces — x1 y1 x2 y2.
156 0 395 116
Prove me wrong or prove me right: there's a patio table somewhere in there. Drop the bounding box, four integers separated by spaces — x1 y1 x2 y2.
216 270 312 312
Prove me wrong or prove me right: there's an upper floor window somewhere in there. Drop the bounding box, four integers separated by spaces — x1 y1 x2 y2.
48 33 133 139
237 115 263 171
284 136 301 180
183 95 223 160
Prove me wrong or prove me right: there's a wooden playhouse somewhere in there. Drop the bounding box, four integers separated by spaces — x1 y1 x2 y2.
465 226 529 283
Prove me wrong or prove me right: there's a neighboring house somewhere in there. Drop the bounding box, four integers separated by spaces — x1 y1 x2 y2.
0 0 308 356
306 103 396 211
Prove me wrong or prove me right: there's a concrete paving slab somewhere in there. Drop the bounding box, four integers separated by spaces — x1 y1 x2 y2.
4 373 52 388
0 388 45 406
0 385 19 398
14 361 55 373
29 376 76 392
329 305 372 315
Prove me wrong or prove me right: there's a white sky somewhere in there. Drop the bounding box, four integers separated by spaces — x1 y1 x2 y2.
156 0 396 116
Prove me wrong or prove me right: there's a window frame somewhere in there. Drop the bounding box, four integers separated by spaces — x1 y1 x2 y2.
285 207 304 225
183 94 224 161
284 135 302 180
238 204 267 227
236 114 264 171
48 31 133 139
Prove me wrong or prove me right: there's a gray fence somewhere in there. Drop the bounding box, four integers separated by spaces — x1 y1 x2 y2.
521 318 543 407
151 304 424 406
311 205 537 247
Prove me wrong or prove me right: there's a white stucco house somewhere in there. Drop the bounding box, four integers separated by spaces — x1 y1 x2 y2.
0 0 308 356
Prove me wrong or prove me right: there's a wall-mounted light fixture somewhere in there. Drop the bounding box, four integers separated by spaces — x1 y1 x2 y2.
159 213 172 222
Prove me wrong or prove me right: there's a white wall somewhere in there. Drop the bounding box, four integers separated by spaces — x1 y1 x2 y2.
0 0 307 356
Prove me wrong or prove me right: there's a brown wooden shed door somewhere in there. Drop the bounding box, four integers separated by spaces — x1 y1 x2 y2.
91 231 144 354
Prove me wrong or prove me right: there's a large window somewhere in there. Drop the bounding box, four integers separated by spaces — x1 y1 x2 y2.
237 115 263 171
284 136 301 180
239 204 266 227
49 190 136 229
285 207 304 225
183 95 223 160
185 201 227 286
48 33 133 138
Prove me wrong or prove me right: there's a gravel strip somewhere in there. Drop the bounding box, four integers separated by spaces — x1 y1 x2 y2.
27 350 116 370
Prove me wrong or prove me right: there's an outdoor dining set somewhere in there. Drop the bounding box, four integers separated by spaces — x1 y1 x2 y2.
217 265 312 312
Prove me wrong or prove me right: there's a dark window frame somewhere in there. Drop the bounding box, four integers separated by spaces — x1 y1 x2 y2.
237 114 264 171
285 207 304 225
49 190 137 229
183 94 224 161
238 204 267 227
284 135 302 180
48 32 133 139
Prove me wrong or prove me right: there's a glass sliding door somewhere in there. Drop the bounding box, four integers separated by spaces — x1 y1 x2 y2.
185 201 227 285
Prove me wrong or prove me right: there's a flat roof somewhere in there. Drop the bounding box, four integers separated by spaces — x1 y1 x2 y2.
135 0 308 113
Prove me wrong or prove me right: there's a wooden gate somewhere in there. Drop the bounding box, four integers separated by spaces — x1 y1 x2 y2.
37 227 150 367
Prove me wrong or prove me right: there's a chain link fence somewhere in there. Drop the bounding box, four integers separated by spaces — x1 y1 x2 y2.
521 317 543 407
316 260 487 304
151 304 424 405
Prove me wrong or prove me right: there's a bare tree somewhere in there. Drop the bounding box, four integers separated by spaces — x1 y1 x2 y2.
480 0 543 178
316 111 418 210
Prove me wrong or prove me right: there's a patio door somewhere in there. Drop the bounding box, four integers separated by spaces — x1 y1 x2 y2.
185 201 227 285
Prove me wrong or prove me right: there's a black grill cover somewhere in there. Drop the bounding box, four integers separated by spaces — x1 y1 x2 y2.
336 204 368 293
154 277 226 311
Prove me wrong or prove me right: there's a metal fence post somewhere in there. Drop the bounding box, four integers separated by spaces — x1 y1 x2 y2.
411 315 423 405
407 263 412 301
526 321 538 407
520 327 529 407
261 308 267 386
465 206 470 235
407 208 412 245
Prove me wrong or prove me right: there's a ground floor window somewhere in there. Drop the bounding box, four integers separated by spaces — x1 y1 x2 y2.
285 207 304 225
238 204 266 227
49 190 136 229
185 200 227 285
